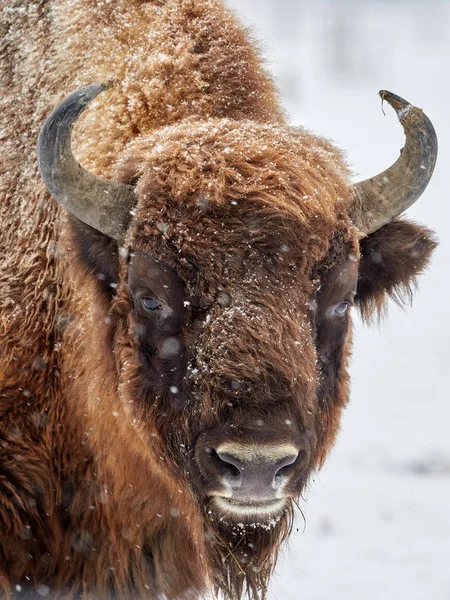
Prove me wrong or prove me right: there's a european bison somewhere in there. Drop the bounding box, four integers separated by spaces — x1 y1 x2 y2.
0 0 437 598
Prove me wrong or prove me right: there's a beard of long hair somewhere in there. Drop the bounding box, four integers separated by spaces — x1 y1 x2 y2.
204 500 296 600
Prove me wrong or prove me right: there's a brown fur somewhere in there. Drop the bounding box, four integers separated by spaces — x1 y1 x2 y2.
0 1 436 598
357 218 437 320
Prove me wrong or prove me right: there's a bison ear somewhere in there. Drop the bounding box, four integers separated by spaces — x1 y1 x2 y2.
69 216 120 296
356 218 437 320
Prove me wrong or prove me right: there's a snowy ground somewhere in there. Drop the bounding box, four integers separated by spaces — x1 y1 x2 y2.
225 1 450 599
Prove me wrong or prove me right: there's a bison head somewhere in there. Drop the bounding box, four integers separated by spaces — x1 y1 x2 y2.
37 84 437 595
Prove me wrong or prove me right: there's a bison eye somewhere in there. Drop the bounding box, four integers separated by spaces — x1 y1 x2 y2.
141 297 161 311
334 301 350 317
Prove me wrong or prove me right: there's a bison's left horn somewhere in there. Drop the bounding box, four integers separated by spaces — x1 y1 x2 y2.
350 91 437 235
37 82 137 242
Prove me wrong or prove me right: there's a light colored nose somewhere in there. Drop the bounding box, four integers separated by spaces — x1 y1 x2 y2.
211 443 299 499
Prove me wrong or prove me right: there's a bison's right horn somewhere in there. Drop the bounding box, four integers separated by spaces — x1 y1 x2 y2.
350 91 438 235
37 83 137 242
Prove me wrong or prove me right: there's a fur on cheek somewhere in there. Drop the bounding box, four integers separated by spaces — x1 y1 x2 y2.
356 218 437 320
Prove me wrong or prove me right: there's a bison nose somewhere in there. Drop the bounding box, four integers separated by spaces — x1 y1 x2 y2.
207 444 299 499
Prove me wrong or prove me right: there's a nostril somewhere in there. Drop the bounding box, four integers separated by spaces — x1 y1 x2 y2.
274 451 301 481
275 464 294 480
206 448 241 481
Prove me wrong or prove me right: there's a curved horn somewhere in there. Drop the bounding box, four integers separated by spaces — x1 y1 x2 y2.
37 82 137 242
351 90 437 235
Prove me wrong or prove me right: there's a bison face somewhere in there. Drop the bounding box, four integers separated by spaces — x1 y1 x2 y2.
108 231 361 526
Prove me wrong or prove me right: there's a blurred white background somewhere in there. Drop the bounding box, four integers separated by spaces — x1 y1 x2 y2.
225 1 450 599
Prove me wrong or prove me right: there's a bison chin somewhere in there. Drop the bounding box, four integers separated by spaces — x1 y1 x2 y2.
205 498 296 600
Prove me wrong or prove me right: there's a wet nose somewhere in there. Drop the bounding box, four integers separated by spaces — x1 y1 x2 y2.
208 444 299 499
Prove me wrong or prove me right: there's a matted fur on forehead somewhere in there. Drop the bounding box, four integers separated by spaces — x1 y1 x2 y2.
117 118 356 284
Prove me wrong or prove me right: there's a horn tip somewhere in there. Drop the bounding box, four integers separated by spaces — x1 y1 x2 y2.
379 89 414 119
